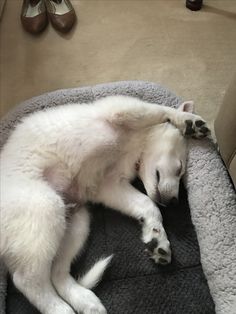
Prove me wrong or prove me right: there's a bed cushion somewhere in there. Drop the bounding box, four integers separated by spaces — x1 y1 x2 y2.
1 81 235 314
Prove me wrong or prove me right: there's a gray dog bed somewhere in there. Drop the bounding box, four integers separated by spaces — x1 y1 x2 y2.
0 81 235 314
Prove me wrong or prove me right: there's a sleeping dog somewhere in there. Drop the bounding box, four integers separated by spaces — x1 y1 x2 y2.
0 96 209 314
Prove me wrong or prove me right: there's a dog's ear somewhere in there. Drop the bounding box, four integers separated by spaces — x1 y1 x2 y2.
178 101 194 113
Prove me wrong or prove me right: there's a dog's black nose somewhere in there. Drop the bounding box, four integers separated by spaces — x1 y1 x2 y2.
170 197 178 206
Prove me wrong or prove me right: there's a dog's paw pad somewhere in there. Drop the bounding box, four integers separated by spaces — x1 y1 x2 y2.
199 126 210 134
146 238 158 252
185 120 195 135
158 258 169 265
196 123 211 138
195 120 205 127
158 248 167 255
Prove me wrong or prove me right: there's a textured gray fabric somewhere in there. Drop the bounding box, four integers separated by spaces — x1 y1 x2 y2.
184 140 236 314
0 260 7 314
0 81 235 314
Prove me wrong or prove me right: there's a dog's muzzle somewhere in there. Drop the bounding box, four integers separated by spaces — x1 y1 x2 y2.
156 186 178 207
156 187 168 207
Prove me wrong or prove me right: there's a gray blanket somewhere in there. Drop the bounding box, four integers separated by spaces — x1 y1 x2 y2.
0 81 235 314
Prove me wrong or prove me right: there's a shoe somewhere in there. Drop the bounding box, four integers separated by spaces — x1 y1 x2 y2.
21 0 48 34
186 0 203 11
45 0 76 33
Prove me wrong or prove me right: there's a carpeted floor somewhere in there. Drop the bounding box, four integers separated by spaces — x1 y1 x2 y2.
0 0 236 133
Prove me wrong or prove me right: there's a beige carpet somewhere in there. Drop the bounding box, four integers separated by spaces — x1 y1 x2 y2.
0 0 236 131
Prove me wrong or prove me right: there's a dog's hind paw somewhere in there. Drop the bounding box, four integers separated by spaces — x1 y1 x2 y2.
72 288 107 314
83 304 107 314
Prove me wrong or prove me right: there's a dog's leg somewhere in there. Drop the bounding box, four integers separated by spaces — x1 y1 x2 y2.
51 206 107 314
96 180 171 265
7 184 75 314
13 268 74 314
103 97 210 138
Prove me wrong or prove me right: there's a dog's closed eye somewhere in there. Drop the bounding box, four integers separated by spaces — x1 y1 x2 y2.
156 170 160 183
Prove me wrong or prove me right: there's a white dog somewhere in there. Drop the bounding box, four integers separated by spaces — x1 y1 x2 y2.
0 96 209 314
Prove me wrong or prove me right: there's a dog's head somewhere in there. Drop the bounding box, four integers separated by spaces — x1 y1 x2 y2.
138 101 193 206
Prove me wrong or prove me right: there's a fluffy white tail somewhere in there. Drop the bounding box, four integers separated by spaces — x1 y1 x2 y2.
78 255 113 290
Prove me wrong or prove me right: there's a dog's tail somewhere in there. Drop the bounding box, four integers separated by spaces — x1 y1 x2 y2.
77 255 113 290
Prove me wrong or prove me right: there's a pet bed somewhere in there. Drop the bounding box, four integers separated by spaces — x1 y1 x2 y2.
0 81 235 314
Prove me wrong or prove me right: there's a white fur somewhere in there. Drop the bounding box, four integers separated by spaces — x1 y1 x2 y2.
78 255 114 290
0 95 204 314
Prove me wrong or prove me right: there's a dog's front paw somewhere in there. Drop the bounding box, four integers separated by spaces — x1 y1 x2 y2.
184 117 210 138
143 225 171 265
145 237 171 265
174 113 210 139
